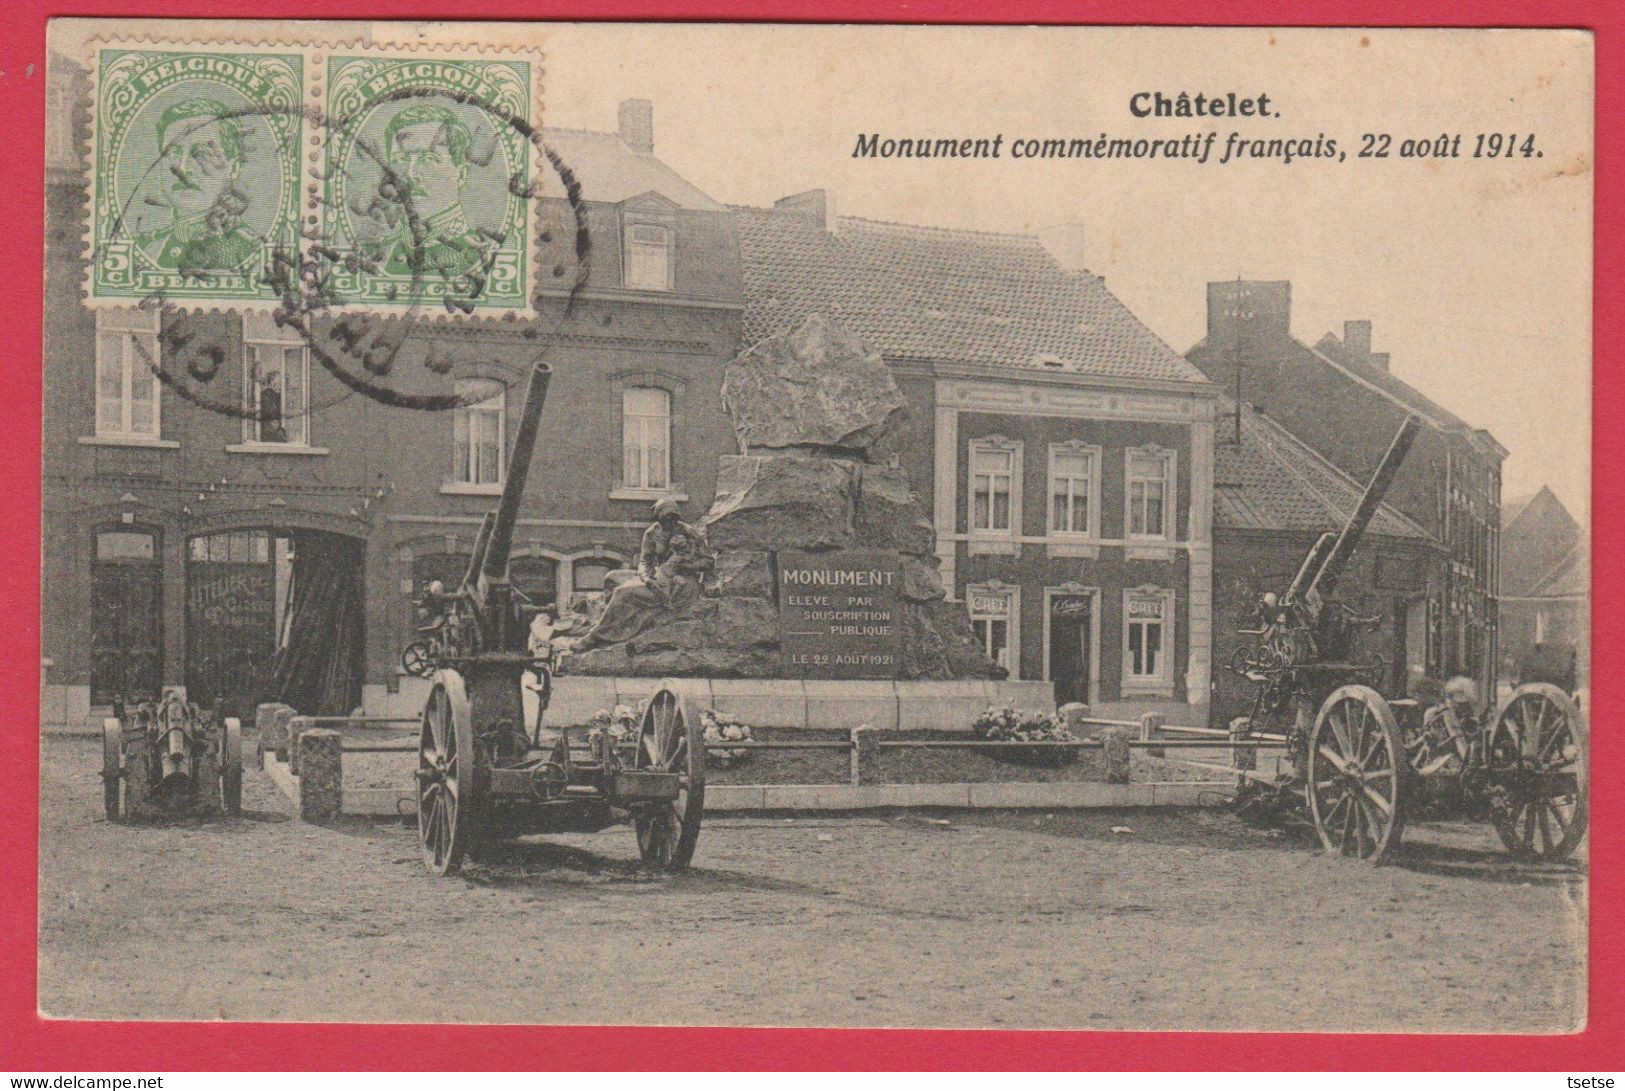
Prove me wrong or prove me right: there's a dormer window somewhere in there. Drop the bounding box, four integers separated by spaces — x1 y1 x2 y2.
624 223 673 291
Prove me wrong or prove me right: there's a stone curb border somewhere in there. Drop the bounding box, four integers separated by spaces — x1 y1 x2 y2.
264 752 1233 819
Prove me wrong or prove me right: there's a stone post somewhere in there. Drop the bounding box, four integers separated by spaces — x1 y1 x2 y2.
1230 716 1257 773
1100 726 1131 784
255 702 293 768
1058 702 1090 735
1139 712 1166 759
288 716 312 776
297 729 343 825
849 724 881 787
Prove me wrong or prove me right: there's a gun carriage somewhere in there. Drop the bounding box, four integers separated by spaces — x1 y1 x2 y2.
1229 416 1587 863
102 689 243 822
405 359 704 877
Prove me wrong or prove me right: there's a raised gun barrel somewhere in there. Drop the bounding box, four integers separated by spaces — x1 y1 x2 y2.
455 358 553 654
1293 414 1420 602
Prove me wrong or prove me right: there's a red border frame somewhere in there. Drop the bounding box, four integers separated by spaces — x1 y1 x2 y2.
2 0 1618 1070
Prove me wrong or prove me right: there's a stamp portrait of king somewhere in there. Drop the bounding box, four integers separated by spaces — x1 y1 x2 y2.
91 49 302 304
324 54 536 311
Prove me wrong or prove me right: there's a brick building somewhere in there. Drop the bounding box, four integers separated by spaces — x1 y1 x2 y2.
43 73 741 725
1210 400 1441 727
737 196 1220 720
1498 486 1587 690
1186 281 1506 699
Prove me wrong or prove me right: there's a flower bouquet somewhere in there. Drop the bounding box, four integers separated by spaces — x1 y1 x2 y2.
971 706 1080 768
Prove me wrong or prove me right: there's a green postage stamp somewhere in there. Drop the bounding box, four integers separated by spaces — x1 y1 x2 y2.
86 41 541 313
90 48 304 306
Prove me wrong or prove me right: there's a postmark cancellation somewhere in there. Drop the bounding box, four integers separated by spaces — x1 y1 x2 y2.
84 36 544 316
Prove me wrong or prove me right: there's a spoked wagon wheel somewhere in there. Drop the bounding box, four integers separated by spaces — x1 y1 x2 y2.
417 670 482 876
1306 685 1407 863
221 717 243 816
102 717 123 822
400 640 435 679
633 685 706 870
1488 683 1587 861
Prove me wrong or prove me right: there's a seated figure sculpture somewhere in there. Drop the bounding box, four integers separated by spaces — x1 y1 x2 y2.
574 498 714 650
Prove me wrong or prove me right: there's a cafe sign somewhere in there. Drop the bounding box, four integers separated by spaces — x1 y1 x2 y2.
778 550 901 679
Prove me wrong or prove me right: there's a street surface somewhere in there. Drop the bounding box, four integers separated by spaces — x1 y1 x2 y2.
39 736 1584 1031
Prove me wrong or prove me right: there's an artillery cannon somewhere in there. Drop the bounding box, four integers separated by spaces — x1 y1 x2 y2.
102 688 242 822
406 358 704 876
1230 416 1587 863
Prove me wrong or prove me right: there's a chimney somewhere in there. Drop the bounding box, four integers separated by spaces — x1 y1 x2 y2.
773 189 837 232
1206 279 1292 352
1343 320 1371 358
618 99 653 154
1037 221 1089 272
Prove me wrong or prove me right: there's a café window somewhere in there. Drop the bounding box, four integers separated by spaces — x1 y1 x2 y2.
967 584 1015 673
622 386 671 491
969 438 1020 535
453 379 505 486
1048 442 1099 536
95 309 161 439
243 318 309 446
623 223 673 291
1127 446 1176 539
1123 588 1175 691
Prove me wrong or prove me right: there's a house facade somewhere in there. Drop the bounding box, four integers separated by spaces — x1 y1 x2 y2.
1499 487 1587 690
737 196 1220 720
43 75 741 725
1186 281 1506 700
1210 400 1442 727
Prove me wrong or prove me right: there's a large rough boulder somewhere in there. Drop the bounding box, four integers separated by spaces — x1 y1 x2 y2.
897 599 1005 680
566 597 782 678
703 455 855 552
854 462 936 556
705 550 775 600
722 313 906 456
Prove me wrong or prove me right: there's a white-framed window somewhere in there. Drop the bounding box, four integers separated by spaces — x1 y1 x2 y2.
1127 446 1176 540
623 223 673 291
969 438 1020 534
967 583 1016 674
1123 587 1176 691
95 309 161 439
452 378 505 486
242 325 309 446
622 386 671 491
1048 442 1100 537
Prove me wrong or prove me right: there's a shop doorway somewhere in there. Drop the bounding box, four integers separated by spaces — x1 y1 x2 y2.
90 527 163 704
186 528 365 719
1047 590 1095 706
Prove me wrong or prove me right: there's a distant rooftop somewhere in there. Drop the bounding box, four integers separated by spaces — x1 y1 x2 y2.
1215 400 1431 541
735 200 1211 386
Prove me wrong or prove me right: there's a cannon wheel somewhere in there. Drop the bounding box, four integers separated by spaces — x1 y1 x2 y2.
221 717 243 816
417 671 482 876
102 717 123 822
400 640 435 679
1306 685 1406 863
633 685 705 870
1488 683 1588 861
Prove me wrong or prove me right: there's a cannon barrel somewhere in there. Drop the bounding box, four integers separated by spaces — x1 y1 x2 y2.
1297 414 1420 601
483 358 554 583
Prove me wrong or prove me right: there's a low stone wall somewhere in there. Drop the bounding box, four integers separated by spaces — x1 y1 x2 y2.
363 675 1058 732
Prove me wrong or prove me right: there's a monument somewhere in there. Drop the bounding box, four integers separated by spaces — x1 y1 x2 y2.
564 314 1000 681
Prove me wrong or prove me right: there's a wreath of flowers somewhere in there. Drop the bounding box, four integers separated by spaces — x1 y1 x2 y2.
971 706 1080 767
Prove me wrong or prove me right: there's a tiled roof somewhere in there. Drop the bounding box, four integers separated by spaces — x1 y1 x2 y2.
542 127 727 212
1215 401 1430 541
1527 540 1587 599
735 207 1210 385
1310 334 1503 455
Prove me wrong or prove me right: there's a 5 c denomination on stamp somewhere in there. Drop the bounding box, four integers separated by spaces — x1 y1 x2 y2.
89 47 304 306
